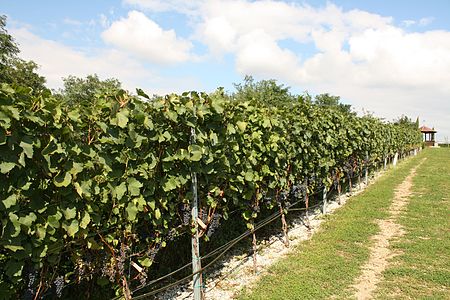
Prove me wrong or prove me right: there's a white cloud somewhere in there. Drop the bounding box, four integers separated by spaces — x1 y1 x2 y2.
11 27 156 91
198 16 236 55
402 16 434 28
99 14 110 28
419 17 434 26
402 20 416 27
235 30 302 80
101 11 192 64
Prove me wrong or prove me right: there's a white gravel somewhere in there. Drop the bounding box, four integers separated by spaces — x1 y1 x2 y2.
157 172 383 300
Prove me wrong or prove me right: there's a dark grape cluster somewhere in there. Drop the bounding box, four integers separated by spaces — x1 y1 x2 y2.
363 157 370 166
263 196 273 206
165 229 177 242
344 161 354 177
116 245 130 276
146 243 161 261
138 272 148 286
206 213 221 237
76 259 85 278
277 191 288 203
179 203 191 226
290 184 305 199
53 275 64 298
333 177 339 189
308 173 317 185
262 190 273 205
199 207 208 224
101 257 116 283
251 203 260 213
23 269 37 300
76 253 93 278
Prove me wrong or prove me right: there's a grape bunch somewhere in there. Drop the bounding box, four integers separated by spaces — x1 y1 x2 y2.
206 213 221 238
344 161 354 177
199 207 208 224
277 191 288 203
290 184 304 199
54 275 64 298
262 190 273 205
138 272 148 286
101 256 116 283
23 270 37 300
308 173 317 185
251 203 261 213
146 243 161 261
179 203 191 226
165 229 177 242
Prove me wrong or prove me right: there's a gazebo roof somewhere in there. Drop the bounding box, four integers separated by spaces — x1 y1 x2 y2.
420 125 436 133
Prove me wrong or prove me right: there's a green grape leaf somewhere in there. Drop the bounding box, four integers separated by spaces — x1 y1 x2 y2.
19 141 33 158
63 220 79 237
54 172 72 187
139 257 153 267
80 212 91 229
0 162 15 174
115 182 127 200
154 208 161 220
2 194 17 209
236 121 247 132
116 110 129 128
63 206 77 220
127 178 143 196
126 202 138 221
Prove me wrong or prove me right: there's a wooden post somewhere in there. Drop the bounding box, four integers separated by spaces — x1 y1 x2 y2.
190 126 204 300
304 187 311 230
252 221 257 274
322 186 327 214
393 152 398 167
357 169 361 189
279 203 289 247
349 176 353 194
337 180 342 205
365 151 369 186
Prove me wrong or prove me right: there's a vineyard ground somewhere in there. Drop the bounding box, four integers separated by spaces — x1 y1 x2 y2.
238 148 450 299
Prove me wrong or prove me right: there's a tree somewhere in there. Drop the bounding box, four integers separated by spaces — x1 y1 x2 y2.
56 74 122 106
0 15 19 67
233 75 295 107
0 15 46 93
314 93 353 114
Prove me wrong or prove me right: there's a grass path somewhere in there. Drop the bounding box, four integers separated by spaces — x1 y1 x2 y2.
374 148 450 299
352 158 424 299
238 149 449 300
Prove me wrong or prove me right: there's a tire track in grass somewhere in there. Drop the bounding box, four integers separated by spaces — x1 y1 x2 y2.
351 158 426 300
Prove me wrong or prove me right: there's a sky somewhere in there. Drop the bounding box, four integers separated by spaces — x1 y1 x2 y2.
2 0 450 141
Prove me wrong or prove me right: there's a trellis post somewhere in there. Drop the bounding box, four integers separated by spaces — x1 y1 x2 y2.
365 151 369 186
190 113 204 300
322 186 327 214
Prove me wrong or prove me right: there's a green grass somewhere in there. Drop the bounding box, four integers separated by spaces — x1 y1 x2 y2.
374 148 450 299
238 152 424 300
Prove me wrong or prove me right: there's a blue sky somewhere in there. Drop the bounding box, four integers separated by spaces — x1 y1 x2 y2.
2 0 450 141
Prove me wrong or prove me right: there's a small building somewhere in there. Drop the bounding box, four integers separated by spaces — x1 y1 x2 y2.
420 125 437 147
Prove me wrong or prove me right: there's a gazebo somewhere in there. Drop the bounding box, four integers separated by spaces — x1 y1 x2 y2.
420 125 437 147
